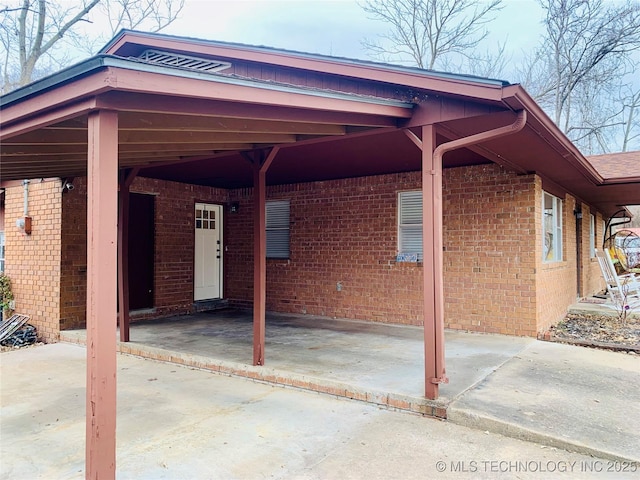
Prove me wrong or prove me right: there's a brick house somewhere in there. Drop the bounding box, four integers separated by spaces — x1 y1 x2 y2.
2 31 640 397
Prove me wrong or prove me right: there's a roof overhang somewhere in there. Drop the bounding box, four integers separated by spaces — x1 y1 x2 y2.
2 30 639 217
1 55 415 182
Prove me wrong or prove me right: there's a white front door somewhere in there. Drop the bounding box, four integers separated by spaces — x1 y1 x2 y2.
194 203 223 301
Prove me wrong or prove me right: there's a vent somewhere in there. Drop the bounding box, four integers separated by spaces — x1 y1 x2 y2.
135 49 231 73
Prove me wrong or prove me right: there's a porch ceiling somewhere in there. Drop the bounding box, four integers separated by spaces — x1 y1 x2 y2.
1 107 395 181
1 57 494 187
2 45 639 217
0 58 417 183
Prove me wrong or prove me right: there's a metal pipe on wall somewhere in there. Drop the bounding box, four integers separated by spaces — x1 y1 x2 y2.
23 179 29 216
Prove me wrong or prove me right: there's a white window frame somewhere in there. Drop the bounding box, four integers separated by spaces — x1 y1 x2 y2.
266 200 290 259
398 190 423 261
542 192 563 262
589 214 596 258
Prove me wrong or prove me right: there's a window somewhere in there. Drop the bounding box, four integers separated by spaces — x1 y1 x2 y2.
398 191 422 261
0 231 4 272
589 214 596 258
543 192 563 262
266 200 290 259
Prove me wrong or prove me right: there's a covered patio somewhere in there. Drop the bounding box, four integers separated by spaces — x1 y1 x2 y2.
3 30 638 479
60 308 533 416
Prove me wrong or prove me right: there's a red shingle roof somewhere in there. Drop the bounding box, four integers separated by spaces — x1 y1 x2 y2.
586 151 640 179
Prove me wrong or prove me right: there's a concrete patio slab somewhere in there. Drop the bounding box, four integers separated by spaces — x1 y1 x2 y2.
448 340 640 464
55 309 640 465
60 310 533 416
1 343 628 479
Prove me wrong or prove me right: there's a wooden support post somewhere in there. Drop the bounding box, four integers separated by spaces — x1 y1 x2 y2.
117 168 138 343
422 124 446 400
253 158 267 366
86 109 118 479
418 112 527 400
252 147 280 366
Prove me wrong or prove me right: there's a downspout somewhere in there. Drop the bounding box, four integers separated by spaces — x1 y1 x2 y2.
575 208 582 297
23 180 29 217
427 110 527 395
19 179 32 235
433 110 527 161
604 209 631 248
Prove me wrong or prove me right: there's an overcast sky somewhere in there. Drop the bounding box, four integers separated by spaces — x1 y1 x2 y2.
162 0 545 76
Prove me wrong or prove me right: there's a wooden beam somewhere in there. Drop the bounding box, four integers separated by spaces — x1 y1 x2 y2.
96 91 400 127
0 100 94 140
2 142 258 156
86 109 118 479
118 131 298 145
0 156 88 164
3 130 299 145
402 97 500 129
404 129 423 150
48 113 348 136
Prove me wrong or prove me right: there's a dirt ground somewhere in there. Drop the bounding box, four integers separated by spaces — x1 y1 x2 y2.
551 313 640 353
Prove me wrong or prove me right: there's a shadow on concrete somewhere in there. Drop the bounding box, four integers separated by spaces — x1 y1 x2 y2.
59 308 640 463
61 309 532 416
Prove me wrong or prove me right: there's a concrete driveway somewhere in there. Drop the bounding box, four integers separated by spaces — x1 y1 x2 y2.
0 343 631 479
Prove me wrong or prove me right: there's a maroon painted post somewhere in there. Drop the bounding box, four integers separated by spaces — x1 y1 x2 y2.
253 159 267 365
86 109 119 479
421 125 447 400
419 111 528 399
252 147 280 366
117 168 139 343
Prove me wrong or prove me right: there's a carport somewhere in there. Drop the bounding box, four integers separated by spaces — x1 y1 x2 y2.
1 30 625 479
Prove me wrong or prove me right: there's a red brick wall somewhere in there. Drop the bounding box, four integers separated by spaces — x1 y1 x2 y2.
60 176 227 329
226 164 539 335
227 173 424 324
535 183 578 333
443 166 538 336
60 179 87 330
7 163 586 338
580 205 607 296
4 180 62 342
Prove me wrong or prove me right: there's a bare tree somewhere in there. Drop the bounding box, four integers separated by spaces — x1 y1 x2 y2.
0 0 184 93
619 83 640 151
96 0 184 39
521 0 640 152
463 40 510 79
360 0 503 70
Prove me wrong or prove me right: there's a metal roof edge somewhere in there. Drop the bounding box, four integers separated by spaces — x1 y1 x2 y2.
100 29 511 88
501 85 606 185
2 55 414 111
1 56 110 107
601 176 640 185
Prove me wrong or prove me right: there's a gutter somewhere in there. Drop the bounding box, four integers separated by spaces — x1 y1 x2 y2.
501 85 604 185
600 176 640 185
434 110 527 161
